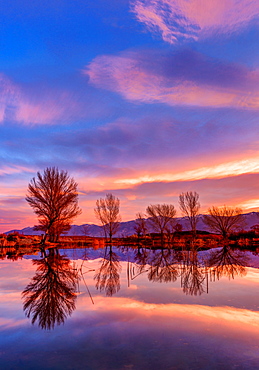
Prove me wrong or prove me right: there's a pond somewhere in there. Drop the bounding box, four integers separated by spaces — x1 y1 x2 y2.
0 245 259 369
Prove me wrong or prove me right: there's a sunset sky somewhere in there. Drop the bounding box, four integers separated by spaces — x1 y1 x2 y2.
0 0 259 232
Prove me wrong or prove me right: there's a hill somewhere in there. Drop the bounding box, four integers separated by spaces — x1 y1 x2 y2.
5 212 259 237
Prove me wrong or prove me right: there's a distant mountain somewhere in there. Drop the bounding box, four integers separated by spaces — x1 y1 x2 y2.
5 212 259 237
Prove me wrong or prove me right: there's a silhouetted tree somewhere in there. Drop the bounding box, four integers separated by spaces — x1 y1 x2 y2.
179 191 200 234
94 246 121 296
22 250 78 329
132 246 149 276
134 212 147 239
26 167 81 242
146 204 176 245
95 193 121 242
203 206 244 238
207 245 247 280
174 223 183 233
147 249 178 283
180 248 206 296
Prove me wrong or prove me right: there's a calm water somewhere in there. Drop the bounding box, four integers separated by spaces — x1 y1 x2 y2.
0 245 259 369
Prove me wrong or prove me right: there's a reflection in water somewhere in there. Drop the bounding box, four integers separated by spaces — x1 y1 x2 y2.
94 245 121 296
147 249 178 283
126 241 249 296
180 248 207 296
0 242 258 369
126 245 149 284
20 241 251 330
207 245 248 280
133 245 149 272
22 248 79 330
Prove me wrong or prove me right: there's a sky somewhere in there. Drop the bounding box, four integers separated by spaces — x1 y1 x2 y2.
0 0 259 232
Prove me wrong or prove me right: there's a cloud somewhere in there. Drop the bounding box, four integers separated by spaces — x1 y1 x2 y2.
85 49 259 108
0 74 79 125
0 164 34 177
77 172 259 224
0 208 31 228
115 156 259 185
131 0 259 43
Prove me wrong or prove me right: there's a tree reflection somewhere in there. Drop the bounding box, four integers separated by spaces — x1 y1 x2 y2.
124 245 149 285
133 245 149 274
94 246 121 296
179 240 207 296
207 245 248 280
22 248 78 330
180 249 206 296
147 248 178 283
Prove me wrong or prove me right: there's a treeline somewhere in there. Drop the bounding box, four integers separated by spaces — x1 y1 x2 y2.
25 167 248 243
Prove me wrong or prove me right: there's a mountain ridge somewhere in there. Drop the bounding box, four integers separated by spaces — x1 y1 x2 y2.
4 212 259 237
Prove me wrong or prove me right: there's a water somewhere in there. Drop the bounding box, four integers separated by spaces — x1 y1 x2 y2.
0 245 259 369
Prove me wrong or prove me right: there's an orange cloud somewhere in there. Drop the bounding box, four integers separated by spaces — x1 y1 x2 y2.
76 294 259 336
115 156 259 185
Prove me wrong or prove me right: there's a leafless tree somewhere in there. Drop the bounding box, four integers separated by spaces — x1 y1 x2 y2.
132 247 149 277
146 204 176 245
179 191 200 234
203 206 244 238
147 249 178 283
94 246 121 296
26 167 81 243
22 250 78 329
180 249 206 296
174 223 183 233
95 193 121 242
134 212 147 239
207 245 247 280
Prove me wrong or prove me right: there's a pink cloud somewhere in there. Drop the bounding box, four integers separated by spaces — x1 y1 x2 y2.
0 165 35 177
131 0 259 43
0 74 19 122
85 52 259 108
15 96 70 125
0 73 79 125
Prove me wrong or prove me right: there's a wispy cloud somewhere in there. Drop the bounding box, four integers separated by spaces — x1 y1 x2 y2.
0 164 35 177
85 50 259 108
0 74 79 125
116 156 259 185
131 0 259 43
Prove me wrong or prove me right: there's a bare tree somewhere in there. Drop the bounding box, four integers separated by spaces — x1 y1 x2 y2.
94 246 121 296
146 204 176 245
203 206 244 238
22 250 78 329
174 223 183 233
207 245 247 280
26 167 81 243
180 249 205 296
179 191 200 234
147 249 178 283
134 212 147 239
95 193 121 242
